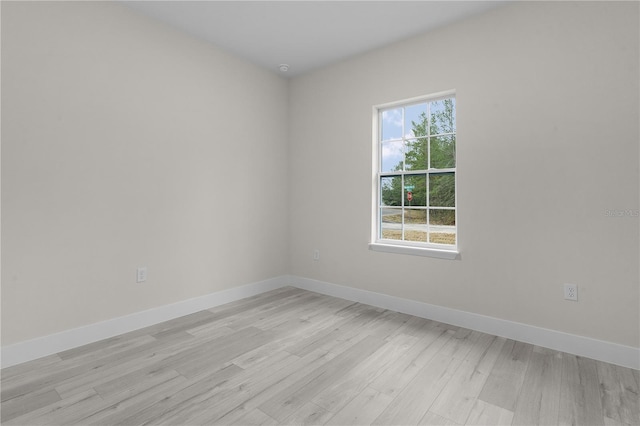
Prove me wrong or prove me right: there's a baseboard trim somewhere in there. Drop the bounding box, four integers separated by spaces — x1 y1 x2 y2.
1 276 288 369
286 275 640 370
4 274 638 370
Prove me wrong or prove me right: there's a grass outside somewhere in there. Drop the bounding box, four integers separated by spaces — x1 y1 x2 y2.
381 229 456 245
383 209 454 226
383 212 424 224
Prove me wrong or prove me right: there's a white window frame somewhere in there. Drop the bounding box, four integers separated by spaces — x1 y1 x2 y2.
369 90 459 260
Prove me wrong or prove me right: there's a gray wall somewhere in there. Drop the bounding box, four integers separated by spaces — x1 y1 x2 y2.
288 1 639 347
1 1 289 344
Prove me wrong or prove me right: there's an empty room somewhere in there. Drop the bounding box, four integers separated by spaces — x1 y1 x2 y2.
1 1 638 425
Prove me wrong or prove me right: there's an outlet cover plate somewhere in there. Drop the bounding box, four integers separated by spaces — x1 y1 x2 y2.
564 283 578 301
137 267 147 283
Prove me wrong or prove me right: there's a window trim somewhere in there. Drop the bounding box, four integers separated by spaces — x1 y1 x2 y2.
370 90 459 260
368 242 459 259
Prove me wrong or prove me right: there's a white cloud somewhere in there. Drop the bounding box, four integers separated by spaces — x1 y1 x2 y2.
382 141 403 157
382 108 402 126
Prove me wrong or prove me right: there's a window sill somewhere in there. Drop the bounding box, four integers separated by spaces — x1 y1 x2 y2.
368 242 459 260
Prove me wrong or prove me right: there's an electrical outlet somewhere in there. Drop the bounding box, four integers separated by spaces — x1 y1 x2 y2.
313 250 320 261
136 267 147 283
564 283 578 301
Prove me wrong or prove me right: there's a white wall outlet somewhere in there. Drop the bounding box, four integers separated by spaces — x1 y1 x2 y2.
136 267 147 283
313 249 320 261
564 283 578 301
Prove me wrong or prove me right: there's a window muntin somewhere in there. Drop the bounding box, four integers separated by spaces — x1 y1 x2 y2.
375 94 457 249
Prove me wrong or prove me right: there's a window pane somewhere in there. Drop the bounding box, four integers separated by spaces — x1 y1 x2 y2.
405 138 427 171
381 208 402 240
382 208 402 224
381 108 402 141
405 174 426 206
429 173 455 207
430 98 456 135
380 176 401 207
404 209 427 242
430 135 456 169
429 209 455 226
404 103 427 137
429 232 456 245
381 141 403 172
381 228 403 240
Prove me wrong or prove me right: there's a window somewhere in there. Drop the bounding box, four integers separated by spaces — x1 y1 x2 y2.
371 92 457 258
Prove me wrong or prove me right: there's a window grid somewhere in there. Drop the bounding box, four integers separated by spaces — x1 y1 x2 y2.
376 94 456 248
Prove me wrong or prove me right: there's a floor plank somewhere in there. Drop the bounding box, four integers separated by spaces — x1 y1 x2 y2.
558 354 605 425
325 386 393 425
477 339 532 411
429 333 499 424
0 388 61 423
1 354 62 381
598 361 640 425
282 401 334 426
230 408 279 426
465 399 513 425
5 389 103 426
420 411 460 425
511 347 563 425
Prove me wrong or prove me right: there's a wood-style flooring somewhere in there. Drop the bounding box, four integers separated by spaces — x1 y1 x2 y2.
2 287 638 425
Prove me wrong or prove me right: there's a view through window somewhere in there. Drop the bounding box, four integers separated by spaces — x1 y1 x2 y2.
375 93 457 249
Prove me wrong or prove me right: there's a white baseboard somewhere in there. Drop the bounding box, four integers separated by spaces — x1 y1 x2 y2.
286 275 640 370
4 274 638 370
1 276 288 369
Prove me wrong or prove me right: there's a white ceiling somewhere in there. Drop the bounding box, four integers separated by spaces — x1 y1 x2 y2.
123 1 506 77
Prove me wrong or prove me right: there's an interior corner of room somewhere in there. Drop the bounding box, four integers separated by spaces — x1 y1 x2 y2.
1 0 638 374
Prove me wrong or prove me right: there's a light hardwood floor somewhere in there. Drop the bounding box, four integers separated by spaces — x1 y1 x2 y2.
2 287 638 425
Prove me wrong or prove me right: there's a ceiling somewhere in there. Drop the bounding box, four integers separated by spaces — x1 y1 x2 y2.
123 1 506 77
